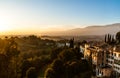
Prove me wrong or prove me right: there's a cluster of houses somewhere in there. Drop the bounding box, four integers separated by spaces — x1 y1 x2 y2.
84 42 120 78
56 37 120 77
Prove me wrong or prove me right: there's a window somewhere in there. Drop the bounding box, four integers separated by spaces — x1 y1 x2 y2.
114 53 116 56
111 61 112 64
102 72 103 75
112 53 113 56
114 59 120 65
106 59 108 62
111 56 114 59
119 54 120 57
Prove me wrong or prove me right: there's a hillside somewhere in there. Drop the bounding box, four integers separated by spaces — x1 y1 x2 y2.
42 23 120 36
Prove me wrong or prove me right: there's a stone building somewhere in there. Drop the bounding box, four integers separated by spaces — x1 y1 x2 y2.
84 43 113 77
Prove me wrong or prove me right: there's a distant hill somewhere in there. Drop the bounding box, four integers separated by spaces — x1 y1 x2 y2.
42 23 120 36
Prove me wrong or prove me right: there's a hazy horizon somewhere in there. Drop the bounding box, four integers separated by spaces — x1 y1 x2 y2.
0 0 120 35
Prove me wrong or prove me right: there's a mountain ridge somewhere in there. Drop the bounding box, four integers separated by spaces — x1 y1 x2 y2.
42 23 120 36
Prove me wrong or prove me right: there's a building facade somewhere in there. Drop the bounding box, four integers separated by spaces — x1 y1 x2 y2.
84 43 114 77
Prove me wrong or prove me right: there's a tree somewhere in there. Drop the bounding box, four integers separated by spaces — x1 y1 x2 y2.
26 67 37 78
66 59 92 78
3 37 20 78
44 59 65 78
5 37 20 59
69 38 74 48
44 68 55 78
66 61 80 78
50 48 63 60
109 35 112 43
105 34 107 43
45 47 93 78
58 49 76 62
82 40 87 44
51 59 64 73
21 60 32 78
111 35 116 45
107 34 112 44
106 34 115 45
0 54 8 78
116 31 120 44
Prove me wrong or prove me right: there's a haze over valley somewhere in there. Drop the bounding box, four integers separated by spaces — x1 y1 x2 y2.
41 23 120 36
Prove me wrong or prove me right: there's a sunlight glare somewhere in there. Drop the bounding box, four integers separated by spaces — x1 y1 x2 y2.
0 26 10 32
0 19 11 32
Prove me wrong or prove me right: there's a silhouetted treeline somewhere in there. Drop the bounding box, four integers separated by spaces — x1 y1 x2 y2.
105 31 120 45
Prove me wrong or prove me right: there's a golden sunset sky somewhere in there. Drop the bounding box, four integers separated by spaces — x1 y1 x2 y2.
0 0 120 35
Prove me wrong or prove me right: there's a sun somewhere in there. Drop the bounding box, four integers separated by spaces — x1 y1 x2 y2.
0 19 11 32
0 25 11 35
0 26 10 32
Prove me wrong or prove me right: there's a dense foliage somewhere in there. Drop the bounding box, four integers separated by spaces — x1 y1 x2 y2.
44 47 92 78
0 35 92 78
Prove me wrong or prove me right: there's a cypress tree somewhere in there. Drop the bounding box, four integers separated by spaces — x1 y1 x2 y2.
107 34 110 43
116 31 120 44
69 38 74 48
111 35 115 45
109 34 112 43
105 34 107 43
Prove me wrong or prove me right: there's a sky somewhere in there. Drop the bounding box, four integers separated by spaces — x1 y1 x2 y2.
0 0 120 35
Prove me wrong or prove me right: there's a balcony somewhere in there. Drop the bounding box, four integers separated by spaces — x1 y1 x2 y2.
114 59 120 65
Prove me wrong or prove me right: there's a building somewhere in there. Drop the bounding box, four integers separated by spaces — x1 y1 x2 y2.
112 46 120 77
84 43 113 77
